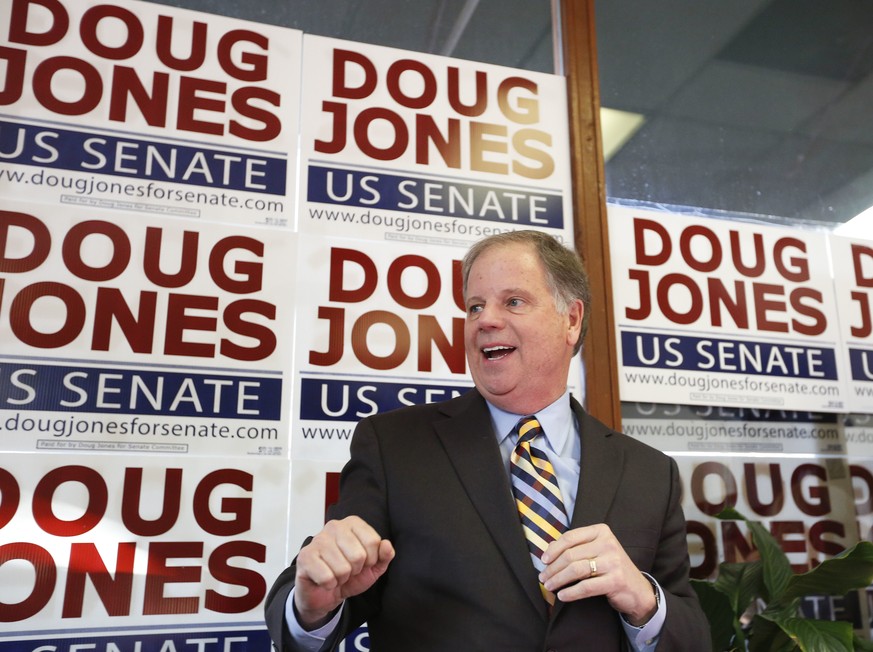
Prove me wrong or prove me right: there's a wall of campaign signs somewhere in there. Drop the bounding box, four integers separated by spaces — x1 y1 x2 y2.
0 0 872 649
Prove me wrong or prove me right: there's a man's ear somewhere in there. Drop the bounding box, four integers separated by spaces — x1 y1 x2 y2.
566 299 584 345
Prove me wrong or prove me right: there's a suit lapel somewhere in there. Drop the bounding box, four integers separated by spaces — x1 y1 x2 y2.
434 390 548 617
568 397 625 529
548 398 624 621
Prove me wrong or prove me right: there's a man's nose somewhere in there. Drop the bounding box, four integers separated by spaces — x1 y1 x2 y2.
476 304 504 328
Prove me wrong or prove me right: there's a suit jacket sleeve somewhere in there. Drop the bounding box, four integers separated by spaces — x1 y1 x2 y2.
264 416 389 651
649 455 710 649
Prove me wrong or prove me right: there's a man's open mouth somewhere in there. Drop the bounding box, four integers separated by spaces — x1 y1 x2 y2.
483 346 515 360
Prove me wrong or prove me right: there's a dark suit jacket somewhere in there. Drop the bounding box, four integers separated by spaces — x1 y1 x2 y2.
265 389 709 651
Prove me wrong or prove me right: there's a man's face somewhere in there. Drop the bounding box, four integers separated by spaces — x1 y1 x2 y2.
464 242 583 414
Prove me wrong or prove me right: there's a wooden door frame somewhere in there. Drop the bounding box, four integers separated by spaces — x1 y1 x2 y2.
558 0 622 430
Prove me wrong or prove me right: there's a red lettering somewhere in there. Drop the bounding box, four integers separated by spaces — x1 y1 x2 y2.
418 315 465 374
387 255 440 309
633 218 671 266
62 542 136 617
679 225 722 273
62 220 130 282
91 288 157 353
773 237 810 282
0 210 50 273
0 542 55 621
743 463 783 517
332 49 377 100
0 47 27 105
80 5 143 60
143 541 202 615
446 67 487 117
0 469 20 528
386 59 436 109
143 227 199 288
177 76 225 136
193 469 253 536
625 270 652 320
730 230 766 277
9 0 69 47
209 236 264 294
354 108 408 160
851 464 873 516
121 468 183 536
853 244 873 287
351 310 409 370
789 288 826 336
33 466 107 536
164 293 218 357
686 521 717 579
33 56 102 115
108 67 170 127
205 540 266 612
657 273 702 324
690 461 737 515
10 281 86 348
708 278 748 328
329 248 377 303
230 86 281 142
155 15 207 71
414 114 461 168
791 463 830 516
221 299 277 361
217 30 268 82
752 283 789 333
309 307 344 366
770 521 807 573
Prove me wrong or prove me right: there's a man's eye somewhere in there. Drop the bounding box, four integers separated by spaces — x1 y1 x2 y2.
468 305 483 314
507 298 522 307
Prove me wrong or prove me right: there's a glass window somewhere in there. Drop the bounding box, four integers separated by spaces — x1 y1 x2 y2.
147 0 556 73
596 0 873 234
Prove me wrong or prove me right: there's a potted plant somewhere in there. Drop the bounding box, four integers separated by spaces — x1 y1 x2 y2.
690 508 873 651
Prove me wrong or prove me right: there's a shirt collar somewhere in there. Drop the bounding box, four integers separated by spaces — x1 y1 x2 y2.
487 388 573 452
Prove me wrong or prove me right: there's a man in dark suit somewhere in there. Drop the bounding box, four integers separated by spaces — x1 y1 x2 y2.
266 230 709 651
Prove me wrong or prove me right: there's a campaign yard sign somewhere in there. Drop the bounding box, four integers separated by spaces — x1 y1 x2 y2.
0 198 295 457
0 0 302 226
297 35 574 246
609 204 847 413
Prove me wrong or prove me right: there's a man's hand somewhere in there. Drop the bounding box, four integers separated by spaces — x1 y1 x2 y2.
294 516 395 629
540 523 657 626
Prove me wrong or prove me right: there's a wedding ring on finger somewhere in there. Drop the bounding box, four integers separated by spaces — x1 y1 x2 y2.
588 558 598 577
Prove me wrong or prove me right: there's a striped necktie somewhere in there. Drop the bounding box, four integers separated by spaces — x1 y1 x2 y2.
510 416 569 606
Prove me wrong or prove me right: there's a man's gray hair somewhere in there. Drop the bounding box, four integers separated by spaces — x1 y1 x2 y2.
461 230 592 355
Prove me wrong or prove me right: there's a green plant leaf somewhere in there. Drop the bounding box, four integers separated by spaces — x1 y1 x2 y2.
853 634 873 651
717 507 746 521
745 518 793 603
773 616 854 652
781 541 873 601
748 614 797 652
691 579 737 651
716 508 793 603
715 560 764 616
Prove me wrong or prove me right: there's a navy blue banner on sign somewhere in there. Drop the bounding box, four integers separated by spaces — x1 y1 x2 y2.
0 362 282 419
0 120 287 194
307 164 563 228
620 330 838 380
0 628 272 652
300 376 470 421
849 348 873 382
